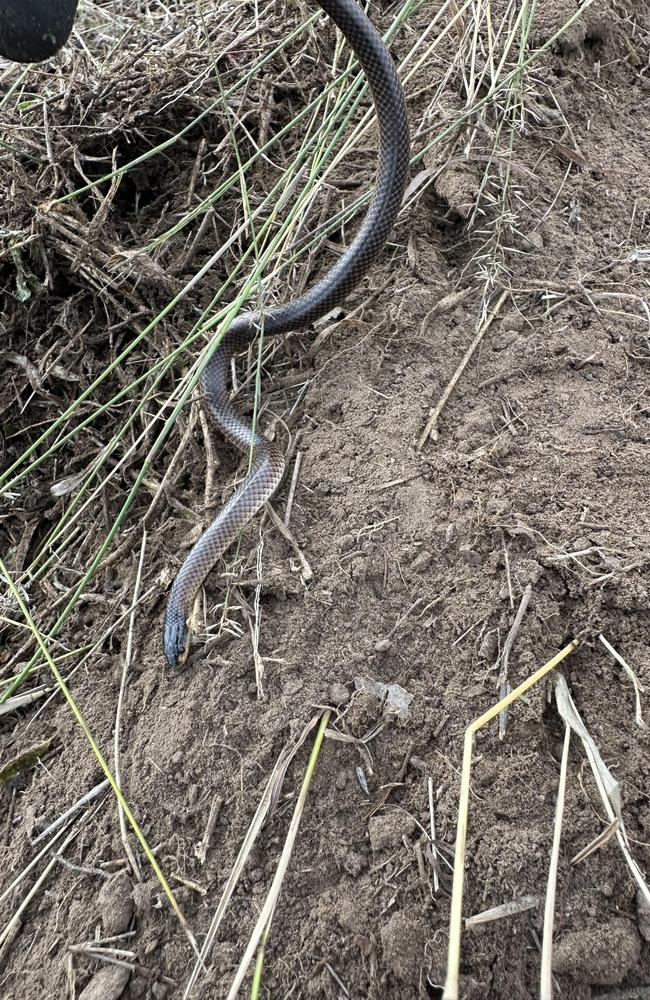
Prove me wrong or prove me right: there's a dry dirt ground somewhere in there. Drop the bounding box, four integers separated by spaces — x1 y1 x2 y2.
2 1 650 998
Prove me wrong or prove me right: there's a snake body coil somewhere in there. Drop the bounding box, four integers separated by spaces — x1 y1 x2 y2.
0 0 410 668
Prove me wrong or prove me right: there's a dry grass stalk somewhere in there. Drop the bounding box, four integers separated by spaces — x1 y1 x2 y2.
599 633 647 730
224 710 330 999
114 529 148 882
182 712 324 998
554 674 650 908
465 894 538 928
418 290 508 447
443 638 580 1000
540 722 571 1000
497 583 533 738
571 818 620 866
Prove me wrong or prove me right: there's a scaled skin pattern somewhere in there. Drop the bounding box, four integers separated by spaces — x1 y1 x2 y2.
0 0 78 62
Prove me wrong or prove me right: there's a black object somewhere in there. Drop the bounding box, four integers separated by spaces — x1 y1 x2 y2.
163 0 411 666
0 0 78 62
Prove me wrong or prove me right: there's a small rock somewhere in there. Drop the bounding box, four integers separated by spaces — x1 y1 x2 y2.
478 631 497 661
380 911 427 984
78 966 131 1000
517 558 544 585
369 812 416 852
98 871 133 936
434 165 479 220
501 312 525 332
328 682 349 705
553 919 641 985
485 498 510 516
459 544 481 566
492 329 519 351
334 771 347 791
411 550 433 572
341 850 366 877
354 676 414 721
526 230 544 251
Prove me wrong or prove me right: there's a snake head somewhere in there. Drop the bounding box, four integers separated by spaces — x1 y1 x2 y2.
163 608 190 668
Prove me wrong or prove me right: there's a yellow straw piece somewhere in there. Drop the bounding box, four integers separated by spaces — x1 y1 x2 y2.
443 638 580 1000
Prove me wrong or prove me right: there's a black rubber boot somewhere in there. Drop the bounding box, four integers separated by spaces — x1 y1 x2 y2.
0 0 79 63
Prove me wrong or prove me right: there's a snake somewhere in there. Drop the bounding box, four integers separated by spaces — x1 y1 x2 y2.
1 0 410 668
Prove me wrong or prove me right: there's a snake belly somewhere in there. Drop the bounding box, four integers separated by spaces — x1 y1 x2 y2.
163 0 410 666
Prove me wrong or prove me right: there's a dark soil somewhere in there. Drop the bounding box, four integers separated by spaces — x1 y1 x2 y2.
2 2 650 999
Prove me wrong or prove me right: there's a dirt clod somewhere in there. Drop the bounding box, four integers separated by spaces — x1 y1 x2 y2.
97 871 134 936
380 911 428 985
553 920 642 985
77 966 131 1000
328 682 350 705
368 811 416 852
